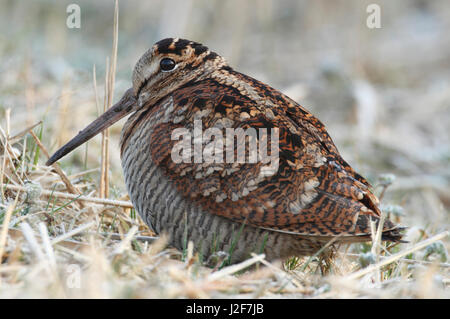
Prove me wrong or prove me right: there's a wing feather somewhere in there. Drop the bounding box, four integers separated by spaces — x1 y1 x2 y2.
149 78 403 240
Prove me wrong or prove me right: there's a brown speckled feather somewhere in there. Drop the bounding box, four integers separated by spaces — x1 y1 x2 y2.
134 59 402 241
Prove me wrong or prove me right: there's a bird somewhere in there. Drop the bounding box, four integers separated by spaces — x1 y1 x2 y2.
47 38 404 264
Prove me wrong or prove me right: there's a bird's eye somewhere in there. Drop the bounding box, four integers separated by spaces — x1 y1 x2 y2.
160 58 176 71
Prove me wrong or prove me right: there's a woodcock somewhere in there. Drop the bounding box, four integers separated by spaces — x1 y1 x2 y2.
47 38 404 264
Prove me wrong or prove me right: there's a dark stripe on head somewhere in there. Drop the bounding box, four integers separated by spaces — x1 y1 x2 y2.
173 39 191 55
204 52 218 61
193 44 208 55
155 38 175 54
156 38 210 57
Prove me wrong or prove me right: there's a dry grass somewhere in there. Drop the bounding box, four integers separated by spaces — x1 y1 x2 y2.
0 0 449 299
0 146 448 298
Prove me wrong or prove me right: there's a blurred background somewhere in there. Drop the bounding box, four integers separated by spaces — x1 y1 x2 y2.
0 0 449 242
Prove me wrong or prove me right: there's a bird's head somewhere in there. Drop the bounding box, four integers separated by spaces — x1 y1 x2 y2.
133 38 227 107
46 38 227 165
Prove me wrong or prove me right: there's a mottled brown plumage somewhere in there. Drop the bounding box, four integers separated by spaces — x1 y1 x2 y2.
47 38 404 264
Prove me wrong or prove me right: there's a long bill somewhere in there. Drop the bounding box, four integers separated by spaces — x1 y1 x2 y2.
46 88 137 166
